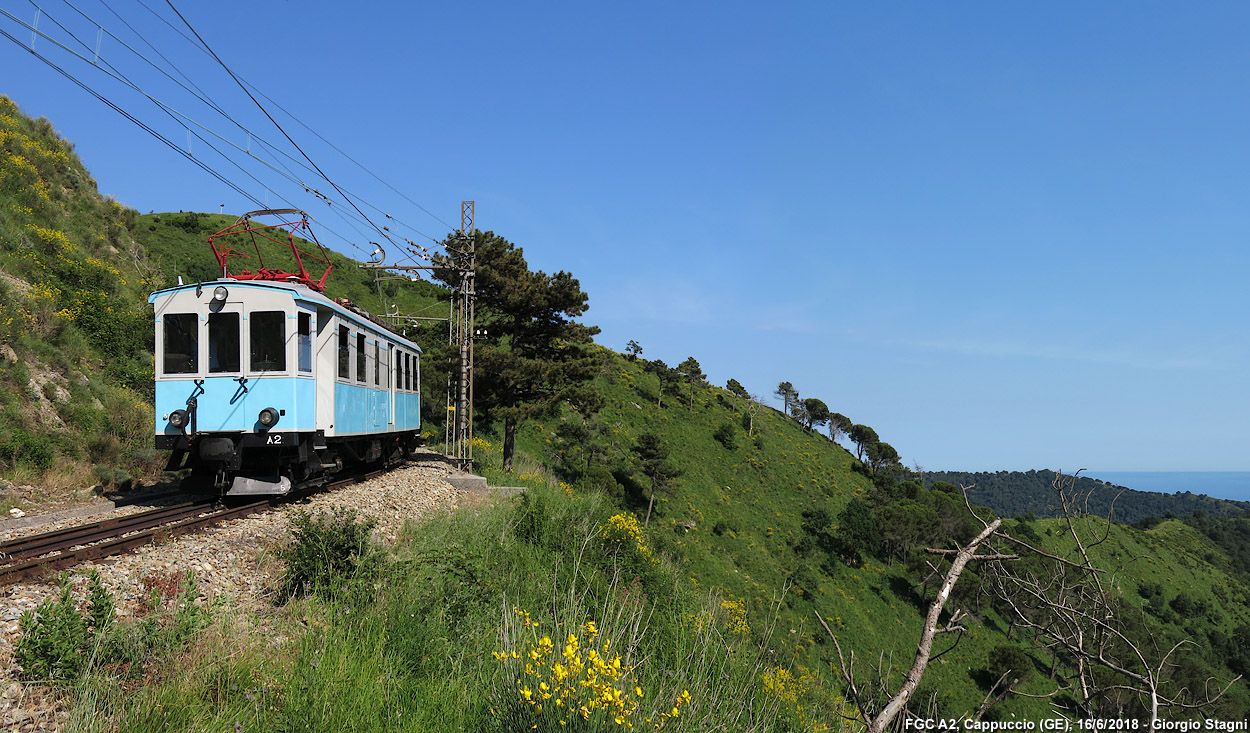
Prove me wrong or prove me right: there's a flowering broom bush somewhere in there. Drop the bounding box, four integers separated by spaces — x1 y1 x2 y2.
492 608 692 730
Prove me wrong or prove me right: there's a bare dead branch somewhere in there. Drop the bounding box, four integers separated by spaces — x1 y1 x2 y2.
867 519 1002 733
816 610 870 727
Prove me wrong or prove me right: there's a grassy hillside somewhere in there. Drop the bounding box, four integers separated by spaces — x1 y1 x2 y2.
76 350 1245 727
0 95 158 497
476 350 1250 719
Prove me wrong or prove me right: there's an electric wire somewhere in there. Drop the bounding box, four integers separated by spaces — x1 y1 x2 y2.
70 0 444 251
3 1 451 274
1 4 409 257
133 0 457 234
28 2 407 250
12 0 444 263
164 0 395 249
2 5 329 241
0 24 263 207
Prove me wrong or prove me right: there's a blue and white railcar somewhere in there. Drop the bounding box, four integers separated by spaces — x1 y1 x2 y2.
151 278 422 496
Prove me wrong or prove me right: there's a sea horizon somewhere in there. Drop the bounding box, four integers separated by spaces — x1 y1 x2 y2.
1084 471 1250 503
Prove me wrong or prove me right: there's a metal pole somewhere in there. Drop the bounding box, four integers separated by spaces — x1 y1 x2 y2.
460 288 469 457
445 290 454 457
467 263 475 465
456 201 475 470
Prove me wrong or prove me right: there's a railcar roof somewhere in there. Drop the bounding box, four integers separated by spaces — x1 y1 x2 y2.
148 278 422 353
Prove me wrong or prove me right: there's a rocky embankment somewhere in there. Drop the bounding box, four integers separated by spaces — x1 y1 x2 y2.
0 454 471 731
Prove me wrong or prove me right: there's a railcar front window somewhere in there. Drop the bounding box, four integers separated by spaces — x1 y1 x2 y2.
298 313 312 373
356 334 366 383
162 313 198 374
208 312 240 373
338 326 350 379
250 311 287 372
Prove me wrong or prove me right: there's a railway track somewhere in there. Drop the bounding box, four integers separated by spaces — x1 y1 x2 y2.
0 466 392 587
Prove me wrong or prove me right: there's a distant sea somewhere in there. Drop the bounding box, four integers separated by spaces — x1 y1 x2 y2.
1084 472 1250 503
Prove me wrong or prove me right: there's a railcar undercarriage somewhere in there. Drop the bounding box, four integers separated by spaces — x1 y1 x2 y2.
160 431 418 496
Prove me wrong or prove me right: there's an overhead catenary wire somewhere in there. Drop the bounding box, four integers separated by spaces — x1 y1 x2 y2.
1 4 332 238
1 4 434 262
164 0 398 251
63 0 446 252
132 0 457 235
11 1 441 258
0 23 263 207
2 1 455 277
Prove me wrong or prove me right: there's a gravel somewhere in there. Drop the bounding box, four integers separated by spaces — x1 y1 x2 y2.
0 453 469 731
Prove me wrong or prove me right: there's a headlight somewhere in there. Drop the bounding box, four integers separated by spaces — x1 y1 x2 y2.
258 407 280 427
212 286 229 302
169 409 188 428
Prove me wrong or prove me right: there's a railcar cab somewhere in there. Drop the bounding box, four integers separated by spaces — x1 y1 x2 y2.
150 278 422 496
150 209 421 496
152 279 316 494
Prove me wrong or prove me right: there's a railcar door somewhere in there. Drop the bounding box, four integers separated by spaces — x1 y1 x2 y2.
387 343 396 430
315 309 337 436
200 301 246 431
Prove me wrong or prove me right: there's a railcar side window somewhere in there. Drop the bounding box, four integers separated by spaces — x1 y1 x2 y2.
405 353 412 391
208 312 240 373
162 313 198 374
338 326 350 379
356 334 366 383
373 342 380 385
395 350 402 389
402 352 409 391
250 311 287 372
298 313 312 373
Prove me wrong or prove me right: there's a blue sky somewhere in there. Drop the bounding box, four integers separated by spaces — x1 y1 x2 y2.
3 1 1249 471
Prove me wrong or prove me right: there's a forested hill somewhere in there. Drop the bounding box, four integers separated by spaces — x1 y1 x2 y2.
926 469 1250 524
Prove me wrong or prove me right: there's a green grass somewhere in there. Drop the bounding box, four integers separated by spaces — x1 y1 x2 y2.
66 484 838 732
43 338 1250 728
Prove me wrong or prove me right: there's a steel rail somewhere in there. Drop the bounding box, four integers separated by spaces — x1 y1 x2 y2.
0 462 399 586
0 500 270 586
0 500 216 563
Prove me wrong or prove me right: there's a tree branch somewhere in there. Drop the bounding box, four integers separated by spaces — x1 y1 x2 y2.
867 518 1002 733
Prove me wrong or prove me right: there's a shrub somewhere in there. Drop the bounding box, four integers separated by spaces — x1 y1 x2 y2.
107 570 216 671
575 464 622 498
514 491 548 546
712 422 737 450
984 644 1035 688
15 570 113 681
16 573 90 680
0 429 56 469
276 508 383 601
